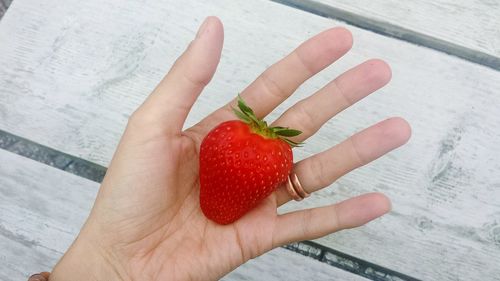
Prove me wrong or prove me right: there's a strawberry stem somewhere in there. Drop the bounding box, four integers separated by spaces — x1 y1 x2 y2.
232 95 304 147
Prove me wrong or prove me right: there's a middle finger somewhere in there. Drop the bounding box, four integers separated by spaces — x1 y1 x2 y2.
275 117 411 206
194 27 353 135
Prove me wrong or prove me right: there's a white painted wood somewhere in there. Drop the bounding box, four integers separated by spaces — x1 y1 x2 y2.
0 149 99 280
0 150 363 280
313 0 500 58
224 248 370 281
0 0 499 280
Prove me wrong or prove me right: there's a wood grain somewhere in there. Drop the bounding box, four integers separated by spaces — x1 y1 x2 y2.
0 149 99 280
0 149 366 280
0 0 499 280
307 0 500 59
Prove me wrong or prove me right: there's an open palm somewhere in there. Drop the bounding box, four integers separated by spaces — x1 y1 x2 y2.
51 17 411 281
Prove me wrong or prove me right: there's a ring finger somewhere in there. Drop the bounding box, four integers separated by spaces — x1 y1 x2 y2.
271 59 392 143
275 117 411 206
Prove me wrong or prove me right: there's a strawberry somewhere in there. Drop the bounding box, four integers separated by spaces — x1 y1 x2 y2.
199 96 302 224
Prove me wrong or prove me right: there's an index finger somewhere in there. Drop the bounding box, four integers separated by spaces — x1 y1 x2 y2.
131 17 224 135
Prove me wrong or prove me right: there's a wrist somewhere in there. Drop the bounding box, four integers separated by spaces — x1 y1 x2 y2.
51 235 129 281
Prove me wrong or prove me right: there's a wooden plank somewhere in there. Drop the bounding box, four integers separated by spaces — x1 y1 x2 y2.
0 150 365 280
273 0 500 71
0 0 499 280
0 149 99 280
298 0 500 60
223 248 370 281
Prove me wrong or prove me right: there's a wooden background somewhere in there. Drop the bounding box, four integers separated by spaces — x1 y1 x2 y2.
0 0 499 280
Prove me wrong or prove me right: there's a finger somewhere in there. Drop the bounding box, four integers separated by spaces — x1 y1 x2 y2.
272 59 392 142
275 117 411 206
194 27 353 134
273 193 391 246
131 17 224 134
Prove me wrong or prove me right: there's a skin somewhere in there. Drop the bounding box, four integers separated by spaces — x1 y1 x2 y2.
50 17 411 281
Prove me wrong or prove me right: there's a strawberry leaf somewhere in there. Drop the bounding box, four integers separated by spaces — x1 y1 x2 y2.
232 106 251 123
237 95 261 125
237 95 254 115
272 127 302 137
232 94 304 148
281 138 303 147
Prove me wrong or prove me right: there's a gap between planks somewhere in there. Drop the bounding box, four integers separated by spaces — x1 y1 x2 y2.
0 129 420 281
0 0 13 18
270 0 500 71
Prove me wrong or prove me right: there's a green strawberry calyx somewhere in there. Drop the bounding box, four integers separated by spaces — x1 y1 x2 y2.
232 95 303 147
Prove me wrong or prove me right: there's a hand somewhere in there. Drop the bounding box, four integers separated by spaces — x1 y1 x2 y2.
50 17 411 281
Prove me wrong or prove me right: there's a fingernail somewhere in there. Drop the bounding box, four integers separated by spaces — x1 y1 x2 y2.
196 17 211 39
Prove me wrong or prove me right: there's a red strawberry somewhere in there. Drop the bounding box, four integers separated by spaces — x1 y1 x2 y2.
199 96 302 224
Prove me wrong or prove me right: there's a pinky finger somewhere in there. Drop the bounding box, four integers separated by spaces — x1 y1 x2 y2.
272 192 391 247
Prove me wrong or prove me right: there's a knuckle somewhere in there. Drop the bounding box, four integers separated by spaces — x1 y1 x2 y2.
300 209 313 237
349 137 367 166
332 80 353 106
127 110 144 127
293 50 315 76
259 71 288 99
182 71 210 89
307 157 330 189
127 108 155 129
294 102 317 133
331 204 342 231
